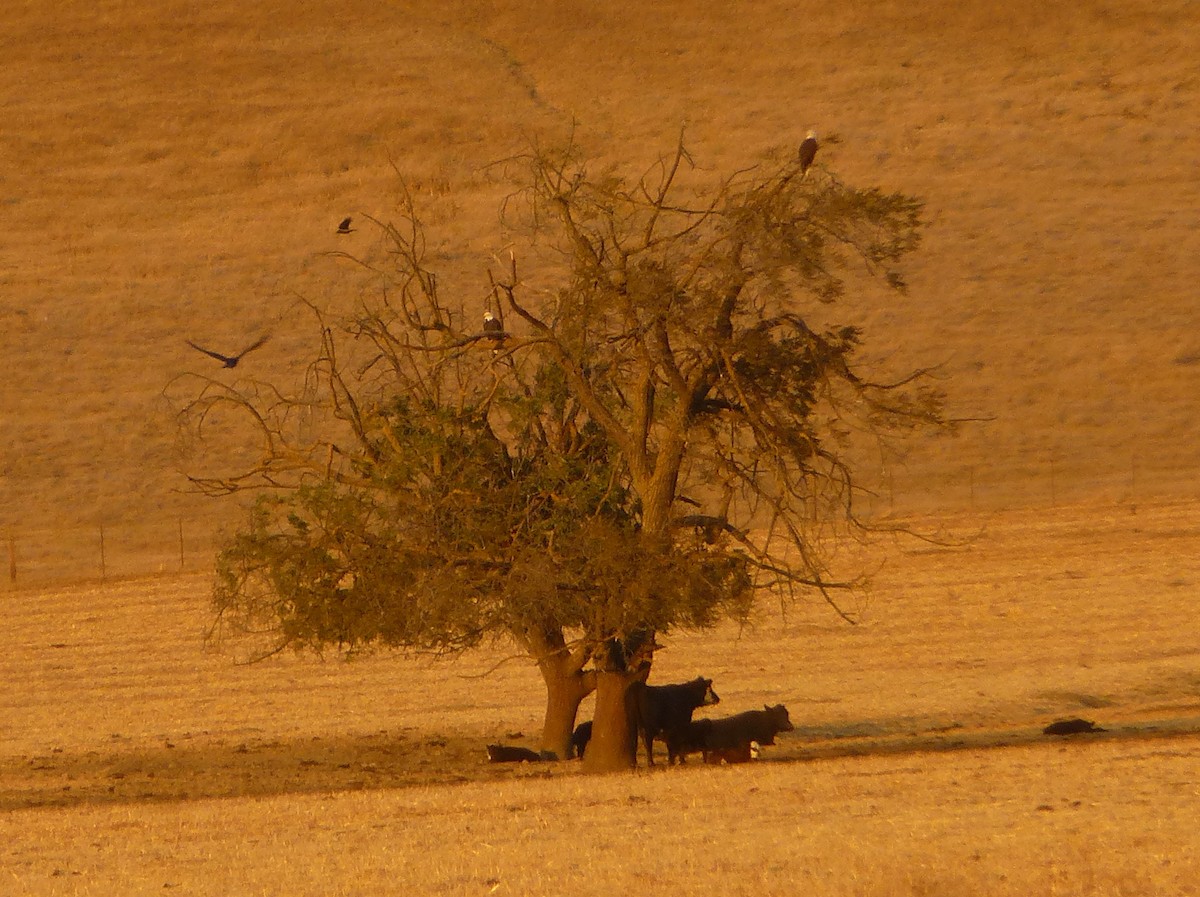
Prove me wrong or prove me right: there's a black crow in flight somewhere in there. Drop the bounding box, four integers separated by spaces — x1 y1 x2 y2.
186 335 270 368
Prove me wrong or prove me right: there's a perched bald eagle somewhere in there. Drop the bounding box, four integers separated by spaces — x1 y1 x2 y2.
482 311 504 340
798 131 819 176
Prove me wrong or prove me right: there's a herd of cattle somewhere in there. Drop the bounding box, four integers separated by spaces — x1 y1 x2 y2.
487 676 794 767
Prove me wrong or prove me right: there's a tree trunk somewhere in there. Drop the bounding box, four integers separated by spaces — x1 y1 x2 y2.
637 430 686 537
581 669 641 772
537 654 595 760
516 624 595 761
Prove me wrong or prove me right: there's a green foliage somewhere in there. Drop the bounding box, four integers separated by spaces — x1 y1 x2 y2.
210 368 753 659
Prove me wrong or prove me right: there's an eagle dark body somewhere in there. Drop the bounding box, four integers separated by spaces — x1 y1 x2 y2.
798 132 819 175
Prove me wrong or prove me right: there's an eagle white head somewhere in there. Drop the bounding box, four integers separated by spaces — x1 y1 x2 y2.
484 311 496 322
805 129 817 141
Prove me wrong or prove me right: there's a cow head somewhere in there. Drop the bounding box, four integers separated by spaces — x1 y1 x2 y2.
764 704 794 732
692 676 720 707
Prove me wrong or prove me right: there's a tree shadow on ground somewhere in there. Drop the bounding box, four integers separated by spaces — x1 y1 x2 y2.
4 711 1199 811
0 729 570 812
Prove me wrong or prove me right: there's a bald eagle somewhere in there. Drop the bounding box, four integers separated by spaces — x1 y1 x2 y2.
798 131 819 176
482 311 504 340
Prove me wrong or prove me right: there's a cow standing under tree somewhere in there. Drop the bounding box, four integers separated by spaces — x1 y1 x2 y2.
633 676 720 766
570 720 594 759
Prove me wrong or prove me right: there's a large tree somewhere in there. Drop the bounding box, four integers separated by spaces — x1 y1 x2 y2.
178 135 947 770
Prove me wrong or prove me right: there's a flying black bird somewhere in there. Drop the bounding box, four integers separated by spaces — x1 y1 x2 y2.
798 130 819 176
186 335 270 368
336 217 354 234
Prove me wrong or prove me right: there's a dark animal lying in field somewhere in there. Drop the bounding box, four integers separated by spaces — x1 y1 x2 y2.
1042 718 1106 736
668 704 794 763
571 721 593 759
704 741 760 765
485 744 543 763
634 676 720 766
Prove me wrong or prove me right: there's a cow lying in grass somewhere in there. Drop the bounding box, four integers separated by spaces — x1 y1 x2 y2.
704 741 760 764
485 744 544 763
667 704 794 764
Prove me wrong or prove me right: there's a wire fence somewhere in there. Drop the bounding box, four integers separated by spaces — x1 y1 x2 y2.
879 450 1192 518
2 518 219 591
856 451 1180 519
3 452 1195 591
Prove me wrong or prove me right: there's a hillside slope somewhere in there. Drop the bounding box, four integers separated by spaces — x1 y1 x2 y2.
1 0 1197 566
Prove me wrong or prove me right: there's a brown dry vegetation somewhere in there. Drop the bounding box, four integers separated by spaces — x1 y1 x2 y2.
2 0 1199 893
2 0 1198 548
2 503 1199 893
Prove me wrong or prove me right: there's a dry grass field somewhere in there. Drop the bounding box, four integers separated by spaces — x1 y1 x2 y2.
2 502 1199 894
2 0 1200 893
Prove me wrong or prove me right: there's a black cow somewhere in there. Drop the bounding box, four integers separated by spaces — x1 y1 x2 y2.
704 741 760 764
700 704 794 755
663 717 711 764
1043 718 1106 736
570 720 593 759
485 744 543 763
634 676 720 766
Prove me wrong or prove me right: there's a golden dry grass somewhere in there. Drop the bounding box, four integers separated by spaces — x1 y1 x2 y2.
4 743 1197 896
2 502 1199 894
3 1 1200 893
